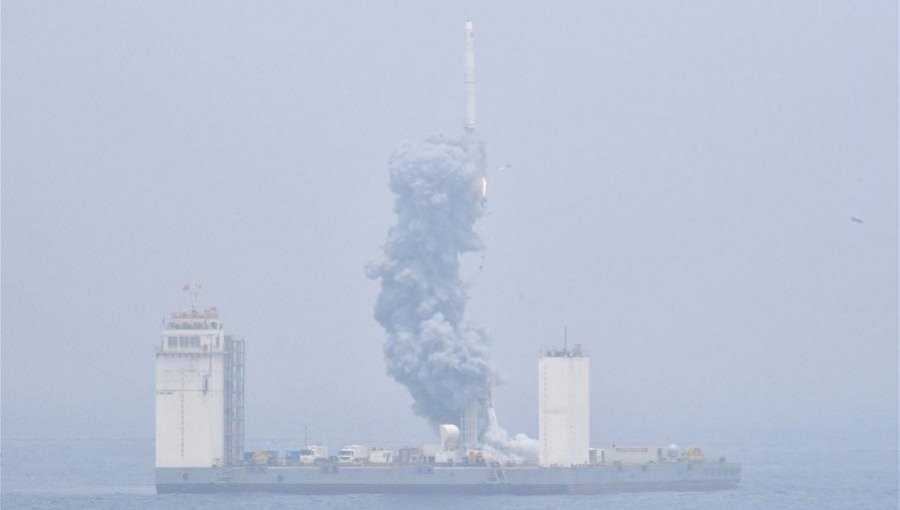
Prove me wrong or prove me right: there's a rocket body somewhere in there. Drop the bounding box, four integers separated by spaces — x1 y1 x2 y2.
464 20 476 132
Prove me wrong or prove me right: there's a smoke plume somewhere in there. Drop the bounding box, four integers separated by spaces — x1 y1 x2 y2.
367 133 490 426
483 408 540 462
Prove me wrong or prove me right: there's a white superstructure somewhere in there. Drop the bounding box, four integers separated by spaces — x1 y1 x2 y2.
539 344 590 467
155 291 244 468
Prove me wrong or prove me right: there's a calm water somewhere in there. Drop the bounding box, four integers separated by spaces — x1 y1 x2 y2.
2 438 897 510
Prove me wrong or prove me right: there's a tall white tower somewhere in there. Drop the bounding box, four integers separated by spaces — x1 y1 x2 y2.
155 290 244 468
538 344 590 467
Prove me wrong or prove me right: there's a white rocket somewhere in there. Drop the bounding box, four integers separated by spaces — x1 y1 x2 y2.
464 20 476 132
464 20 487 207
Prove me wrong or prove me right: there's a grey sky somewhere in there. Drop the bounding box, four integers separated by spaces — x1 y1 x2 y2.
3 1 896 450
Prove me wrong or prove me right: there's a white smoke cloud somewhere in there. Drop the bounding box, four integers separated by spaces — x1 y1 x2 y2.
368 132 540 461
481 407 540 463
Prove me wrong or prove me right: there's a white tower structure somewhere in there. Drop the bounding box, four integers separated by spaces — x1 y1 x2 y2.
538 344 589 467
459 386 490 450
155 288 244 468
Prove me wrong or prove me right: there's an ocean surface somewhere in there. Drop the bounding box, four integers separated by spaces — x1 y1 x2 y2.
2 437 897 510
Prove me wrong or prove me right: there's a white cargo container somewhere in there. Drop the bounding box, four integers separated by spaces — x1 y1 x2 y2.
337 445 368 464
368 448 393 464
434 450 457 465
602 445 664 465
299 445 328 464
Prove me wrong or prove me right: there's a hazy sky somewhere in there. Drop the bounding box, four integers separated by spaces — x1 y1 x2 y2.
3 1 897 451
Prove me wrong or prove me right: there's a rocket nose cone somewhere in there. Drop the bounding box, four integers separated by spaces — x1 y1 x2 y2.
465 20 474 30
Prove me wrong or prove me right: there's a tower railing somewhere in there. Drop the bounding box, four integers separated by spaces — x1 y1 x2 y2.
223 335 245 465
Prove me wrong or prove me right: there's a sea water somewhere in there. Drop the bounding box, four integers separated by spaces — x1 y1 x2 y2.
2 437 897 510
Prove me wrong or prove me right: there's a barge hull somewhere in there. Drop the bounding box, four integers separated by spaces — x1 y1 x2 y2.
156 463 741 495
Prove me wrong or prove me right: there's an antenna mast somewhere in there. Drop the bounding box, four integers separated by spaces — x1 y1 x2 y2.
183 282 202 311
